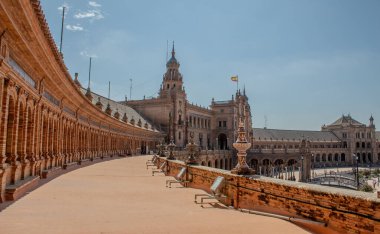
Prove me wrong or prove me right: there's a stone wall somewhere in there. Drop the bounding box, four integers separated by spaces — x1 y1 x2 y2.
157 157 380 234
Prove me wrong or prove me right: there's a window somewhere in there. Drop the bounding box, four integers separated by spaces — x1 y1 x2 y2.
219 121 222 127
178 131 181 140
342 133 347 139
178 114 182 125
220 109 224 113
223 121 227 127
167 84 170 89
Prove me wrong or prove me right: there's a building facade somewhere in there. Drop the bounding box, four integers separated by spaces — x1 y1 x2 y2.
123 45 253 150
0 0 162 202
249 115 380 172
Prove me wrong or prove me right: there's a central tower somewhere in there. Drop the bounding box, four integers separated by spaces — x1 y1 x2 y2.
159 42 187 146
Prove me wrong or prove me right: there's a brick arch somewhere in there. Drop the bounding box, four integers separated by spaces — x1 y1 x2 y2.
25 105 35 160
16 100 27 162
5 94 17 163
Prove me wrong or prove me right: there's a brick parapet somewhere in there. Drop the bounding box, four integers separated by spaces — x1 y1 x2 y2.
157 157 380 233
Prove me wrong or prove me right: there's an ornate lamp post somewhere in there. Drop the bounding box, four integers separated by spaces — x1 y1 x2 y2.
167 138 176 160
185 132 198 165
231 119 254 175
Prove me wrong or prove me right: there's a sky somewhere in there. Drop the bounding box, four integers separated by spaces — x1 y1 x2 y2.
40 0 380 130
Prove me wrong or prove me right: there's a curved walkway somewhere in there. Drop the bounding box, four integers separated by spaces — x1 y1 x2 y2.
0 156 308 234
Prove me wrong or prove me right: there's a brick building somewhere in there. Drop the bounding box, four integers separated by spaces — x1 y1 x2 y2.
249 115 380 172
122 44 253 150
0 0 162 202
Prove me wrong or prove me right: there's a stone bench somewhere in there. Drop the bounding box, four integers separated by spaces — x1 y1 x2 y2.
63 161 79 170
78 158 90 165
194 176 227 208
166 167 190 188
152 161 167 176
41 167 62 179
5 176 40 201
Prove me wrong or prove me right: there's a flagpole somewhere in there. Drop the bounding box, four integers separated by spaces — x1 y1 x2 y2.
59 6 65 56
237 76 239 93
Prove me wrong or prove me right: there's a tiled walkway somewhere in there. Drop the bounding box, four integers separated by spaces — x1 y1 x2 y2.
0 156 308 234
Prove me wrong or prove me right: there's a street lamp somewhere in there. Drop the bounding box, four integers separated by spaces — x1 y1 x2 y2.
353 154 359 190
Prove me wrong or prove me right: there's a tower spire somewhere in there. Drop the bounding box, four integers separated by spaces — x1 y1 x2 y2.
172 41 175 57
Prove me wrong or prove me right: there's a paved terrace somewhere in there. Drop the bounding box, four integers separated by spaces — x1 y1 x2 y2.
0 156 307 234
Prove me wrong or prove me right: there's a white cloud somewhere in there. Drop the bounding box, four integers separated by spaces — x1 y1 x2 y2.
80 50 98 58
74 10 104 20
66 24 84 31
89 1 101 8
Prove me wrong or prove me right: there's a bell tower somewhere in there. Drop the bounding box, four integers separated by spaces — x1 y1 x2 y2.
159 42 184 98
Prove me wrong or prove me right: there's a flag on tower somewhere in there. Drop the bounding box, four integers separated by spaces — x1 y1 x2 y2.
231 75 238 82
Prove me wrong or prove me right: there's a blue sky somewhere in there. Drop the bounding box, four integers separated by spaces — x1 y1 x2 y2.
40 0 380 130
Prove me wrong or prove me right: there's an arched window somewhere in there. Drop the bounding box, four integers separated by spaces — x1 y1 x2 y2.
368 153 372 163
356 142 360 148
341 153 346 162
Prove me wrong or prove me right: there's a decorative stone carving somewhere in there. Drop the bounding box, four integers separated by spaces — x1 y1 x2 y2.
85 88 93 102
185 132 199 165
167 138 176 160
74 73 81 88
114 109 120 119
122 113 128 123
105 103 112 115
137 118 142 127
0 30 9 66
231 119 253 175
95 97 103 109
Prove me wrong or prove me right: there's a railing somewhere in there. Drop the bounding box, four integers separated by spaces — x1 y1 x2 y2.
43 91 60 107
8 57 37 88
63 106 75 117
310 174 364 190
